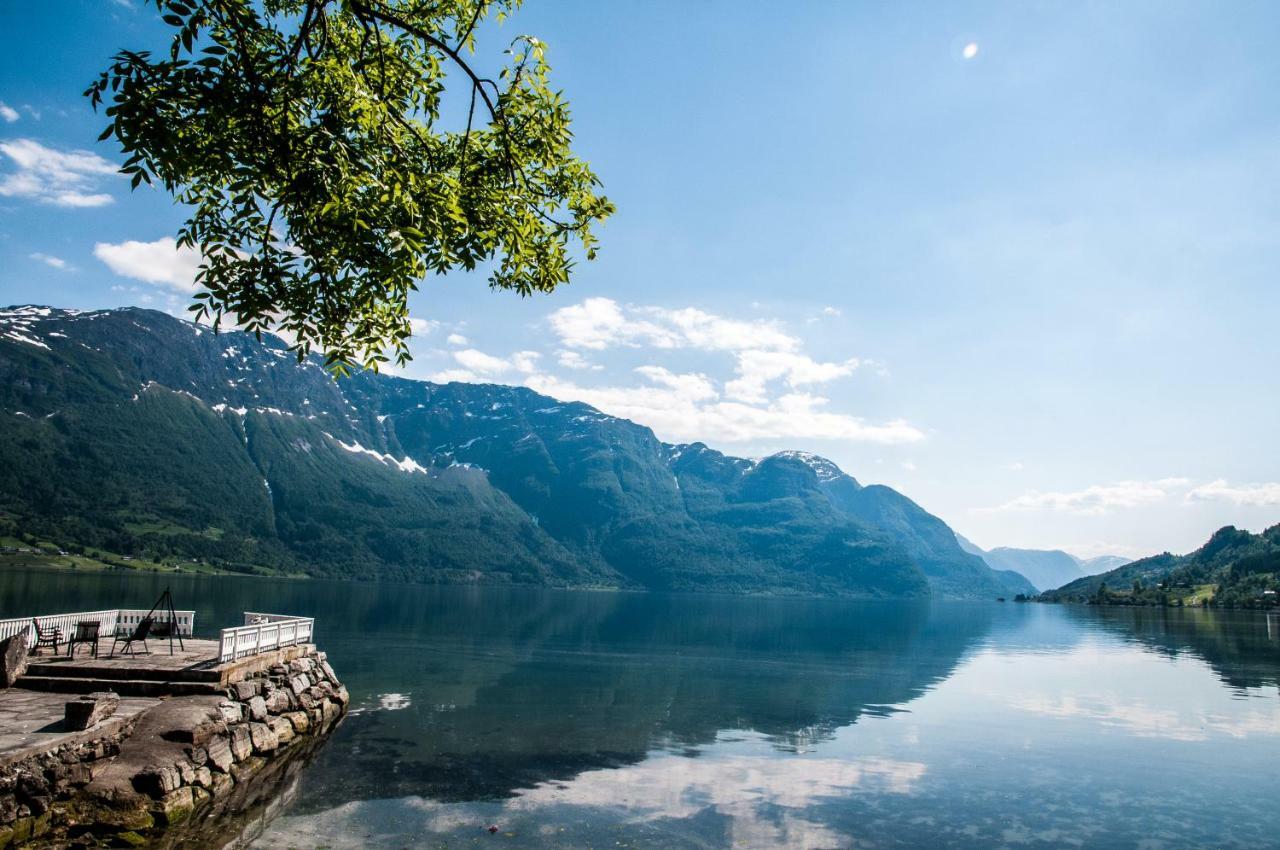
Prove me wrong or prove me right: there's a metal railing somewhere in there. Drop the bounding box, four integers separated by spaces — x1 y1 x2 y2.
217 612 314 663
0 608 197 650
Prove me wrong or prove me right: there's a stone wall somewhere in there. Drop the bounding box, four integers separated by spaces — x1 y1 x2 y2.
0 722 135 847
1 648 347 848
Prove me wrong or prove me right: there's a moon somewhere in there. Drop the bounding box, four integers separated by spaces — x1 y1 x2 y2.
962 42 980 59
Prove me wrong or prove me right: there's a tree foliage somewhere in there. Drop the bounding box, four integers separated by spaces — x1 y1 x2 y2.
88 0 613 372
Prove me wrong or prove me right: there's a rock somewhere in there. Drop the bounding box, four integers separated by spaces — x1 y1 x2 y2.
265 690 291 714
209 771 234 797
335 685 350 707
319 660 338 684
205 735 233 773
227 725 252 762
184 745 207 767
229 756 264 785
153 786 195 827
288 658 312 674
267 716 294 743
191 766 212 789
64 693 119 732
0 634 28 688
176 760 196 786
246 695 268 722
283 711 310 735
288 674 310 696
232 680 258 701
60 763 90 789
248 722 278 754
132 766 181 799
217 701 242 724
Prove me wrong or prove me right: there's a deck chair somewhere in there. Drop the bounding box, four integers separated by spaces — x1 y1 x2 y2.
30 619 62 656
110 616 153 658
68 620 101 658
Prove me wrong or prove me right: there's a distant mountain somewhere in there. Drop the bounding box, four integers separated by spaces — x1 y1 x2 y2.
1042 525 1280 607
978 548 1085 593
1079 555 1131 574
954 534 1133 592
0 305 1032 598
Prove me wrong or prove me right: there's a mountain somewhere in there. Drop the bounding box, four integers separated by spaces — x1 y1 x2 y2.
977 548 1085 593
1042 525 1280 607
0 305 1031 598
1079 555 1131 574
954 534 1132 592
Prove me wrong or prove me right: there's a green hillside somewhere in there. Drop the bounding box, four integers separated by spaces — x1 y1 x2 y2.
1042 525 1280 608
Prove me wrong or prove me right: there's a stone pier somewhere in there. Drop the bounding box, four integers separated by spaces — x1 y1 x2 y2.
0 643 347 848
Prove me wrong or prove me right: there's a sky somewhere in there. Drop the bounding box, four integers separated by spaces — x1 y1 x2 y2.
2 0 1279 560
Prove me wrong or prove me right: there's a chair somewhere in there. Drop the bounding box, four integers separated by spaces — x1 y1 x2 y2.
68 621 101 658
110 616 153 658
29 619 62 656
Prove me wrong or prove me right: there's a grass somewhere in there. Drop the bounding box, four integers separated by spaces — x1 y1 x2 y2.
1183 584 1217 606
0 532 291 578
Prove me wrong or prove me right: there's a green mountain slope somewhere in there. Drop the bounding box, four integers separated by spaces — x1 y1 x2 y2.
0 305 1025 597
1042 525 1280 607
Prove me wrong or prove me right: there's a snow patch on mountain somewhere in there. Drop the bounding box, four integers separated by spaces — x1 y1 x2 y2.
332 436 429 474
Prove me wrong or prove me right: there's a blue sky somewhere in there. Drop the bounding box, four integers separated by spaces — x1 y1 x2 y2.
2 0 1279 559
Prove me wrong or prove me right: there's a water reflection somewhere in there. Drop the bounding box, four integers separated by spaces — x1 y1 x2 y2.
5 570 1280 848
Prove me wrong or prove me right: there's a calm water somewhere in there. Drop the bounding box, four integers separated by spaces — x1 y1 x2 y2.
4 568 1280 848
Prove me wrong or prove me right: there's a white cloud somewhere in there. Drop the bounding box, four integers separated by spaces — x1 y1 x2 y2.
1186 479 1280 507
408 317 438 335
450 348 541 377
510 350 540 374
0 103 18 123
428 368 478 384
526 371 923 445
548 298 863 408
94 237 202 292
724 350 859 405
452 348 512 375
0 138 116 207
29 252 71 271
428 296 917 445
445 333 468 346
901 460 917 471
980 478 1191 516
821 306 842 317
548 298 797 354
655 305 796 352
426 299 915 445
557 350 603 371
547 297 681 351
982 476 1280 519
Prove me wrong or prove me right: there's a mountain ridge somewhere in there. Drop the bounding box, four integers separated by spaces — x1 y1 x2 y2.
0 305 1033 599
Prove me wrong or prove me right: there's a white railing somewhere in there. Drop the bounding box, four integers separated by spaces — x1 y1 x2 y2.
0 608 196 650
118 608 196 636
218 612 314 663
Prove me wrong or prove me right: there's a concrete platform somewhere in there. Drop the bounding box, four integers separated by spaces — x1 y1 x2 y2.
17 640 316 696
0 689 158 768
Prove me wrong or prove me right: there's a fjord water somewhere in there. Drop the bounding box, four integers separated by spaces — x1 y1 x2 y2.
4 570 1280 848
